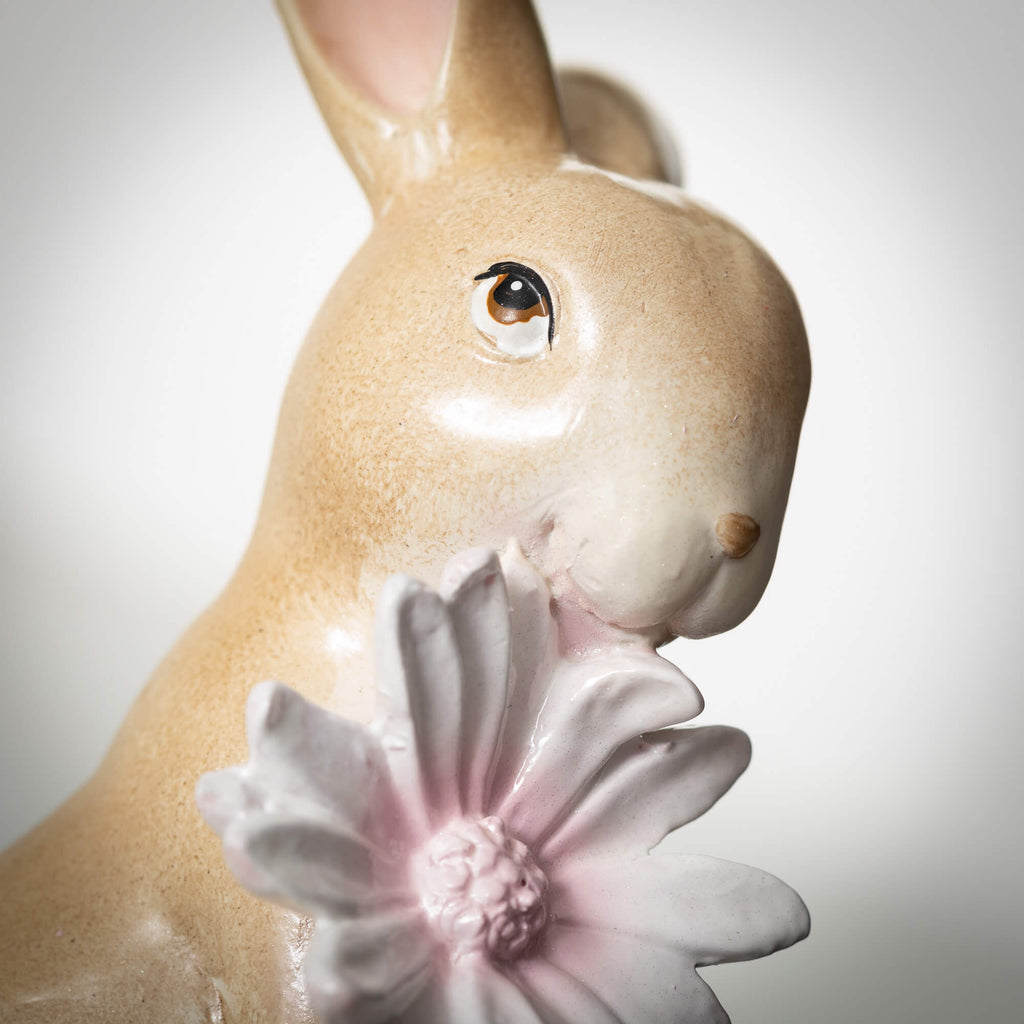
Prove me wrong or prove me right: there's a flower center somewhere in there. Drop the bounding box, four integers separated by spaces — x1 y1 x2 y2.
415 816 548 961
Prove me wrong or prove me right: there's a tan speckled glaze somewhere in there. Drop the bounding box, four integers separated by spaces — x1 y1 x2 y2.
0 1 809 1020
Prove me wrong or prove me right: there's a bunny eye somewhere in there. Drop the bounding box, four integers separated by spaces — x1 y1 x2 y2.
471 261 554 358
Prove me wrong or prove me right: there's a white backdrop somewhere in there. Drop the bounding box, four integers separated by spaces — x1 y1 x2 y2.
1 1 1021 1021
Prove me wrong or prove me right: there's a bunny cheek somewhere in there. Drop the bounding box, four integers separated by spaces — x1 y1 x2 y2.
546 498 778 641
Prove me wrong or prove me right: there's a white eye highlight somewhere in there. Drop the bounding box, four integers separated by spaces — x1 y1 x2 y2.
471 262 554 359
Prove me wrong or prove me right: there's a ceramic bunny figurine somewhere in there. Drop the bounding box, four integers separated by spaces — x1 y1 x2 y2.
0 1 809 1021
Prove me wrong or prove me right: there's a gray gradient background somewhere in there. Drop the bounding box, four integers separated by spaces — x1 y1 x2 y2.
1 0 1021 1020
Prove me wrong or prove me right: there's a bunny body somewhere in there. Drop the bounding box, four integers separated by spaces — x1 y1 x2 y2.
0 2 809 1020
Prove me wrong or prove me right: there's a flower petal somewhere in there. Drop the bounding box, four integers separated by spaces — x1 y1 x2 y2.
241 681 404 842
552 854 810 966
222 812 391 915
540 726 751 864
539 923 730 1024
374 575 465 831
444 959 548 1023
304 909 435 1024
484 546 559 806
440 548 513 816
511 958 622 1024
502 545 557 710
494 652 704 842
195 765 252 836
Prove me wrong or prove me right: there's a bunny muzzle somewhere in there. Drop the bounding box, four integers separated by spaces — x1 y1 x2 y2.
524 474 788 646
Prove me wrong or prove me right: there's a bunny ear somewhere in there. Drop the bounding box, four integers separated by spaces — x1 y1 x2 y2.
559 69 682 185
277 0 567 216
438 0 567 165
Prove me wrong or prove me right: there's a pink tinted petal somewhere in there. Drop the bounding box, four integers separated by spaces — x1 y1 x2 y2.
553 854 810 967
440 549 512 815
495 652 703 842
374 575 465 831
444 959 548 1023
195 766 253 836
223 813 390 915
511 957 622 1024
540 726 750 865
502 543 555 695
305 909 435 1024
540 923 730 1024
242 681 404 843
487 546 559 809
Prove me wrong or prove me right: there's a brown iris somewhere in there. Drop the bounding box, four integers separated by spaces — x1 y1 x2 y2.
486 273 550 326
473 261 555 348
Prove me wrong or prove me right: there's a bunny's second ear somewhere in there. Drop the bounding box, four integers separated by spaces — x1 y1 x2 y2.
278 0 567 216
559 69 682 186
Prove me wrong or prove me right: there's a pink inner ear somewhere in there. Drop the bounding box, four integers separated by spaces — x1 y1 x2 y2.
296 0 456 116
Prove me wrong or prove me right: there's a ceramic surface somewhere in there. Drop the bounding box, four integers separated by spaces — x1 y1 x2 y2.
0 1 809 1019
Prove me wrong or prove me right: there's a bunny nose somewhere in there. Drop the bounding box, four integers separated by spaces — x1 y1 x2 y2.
715 513 761 558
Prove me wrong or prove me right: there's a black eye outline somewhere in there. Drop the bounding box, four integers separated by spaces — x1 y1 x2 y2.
473 261 555 349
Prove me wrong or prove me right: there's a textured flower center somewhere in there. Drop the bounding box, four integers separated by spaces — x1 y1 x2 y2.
415 816 548 961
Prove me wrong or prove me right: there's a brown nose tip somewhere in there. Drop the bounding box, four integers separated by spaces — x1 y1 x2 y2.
715 513 761 558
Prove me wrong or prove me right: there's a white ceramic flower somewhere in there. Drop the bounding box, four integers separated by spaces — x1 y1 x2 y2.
197 545 808 1023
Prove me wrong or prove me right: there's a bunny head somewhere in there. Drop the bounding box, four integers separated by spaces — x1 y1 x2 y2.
263 0 810 644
